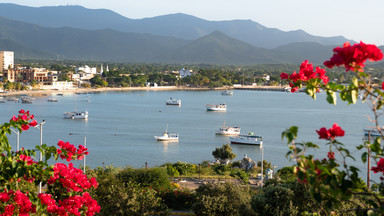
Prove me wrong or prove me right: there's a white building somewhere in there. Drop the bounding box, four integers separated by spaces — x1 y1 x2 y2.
179 68 192 79
75 65 97 74
41 81 74 90
0 51 14 70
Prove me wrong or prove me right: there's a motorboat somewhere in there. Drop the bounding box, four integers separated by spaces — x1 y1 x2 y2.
229 132 263 145
21 97 34 104
154 125 179 141
48 98 58 102
206 104 227 111
221 90 233 96
7 97 19 102
64 110 88 119
216 121 240 135
364 128 382 138
166 97 181 106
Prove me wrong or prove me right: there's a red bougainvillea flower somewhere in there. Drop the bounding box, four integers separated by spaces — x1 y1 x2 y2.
372 158 384 174
382 82 384 91
316 123 345 140
324 41 383 72
327 152 335 160
281 60 329 92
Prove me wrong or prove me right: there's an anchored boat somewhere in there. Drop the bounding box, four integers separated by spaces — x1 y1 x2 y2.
229 132 263 145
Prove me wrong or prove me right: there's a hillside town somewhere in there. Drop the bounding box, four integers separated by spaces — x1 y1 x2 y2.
0 50 198 92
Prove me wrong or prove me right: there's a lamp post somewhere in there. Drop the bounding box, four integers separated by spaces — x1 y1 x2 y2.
260 144 264 188
34 120 45 193
10 128 20 151
273 165 278 179
69 133 87 173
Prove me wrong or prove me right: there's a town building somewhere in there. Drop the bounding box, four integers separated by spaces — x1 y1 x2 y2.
179 68 193 79
0 51 14 70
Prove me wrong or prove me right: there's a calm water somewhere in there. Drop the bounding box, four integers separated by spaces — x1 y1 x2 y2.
0 90 378 180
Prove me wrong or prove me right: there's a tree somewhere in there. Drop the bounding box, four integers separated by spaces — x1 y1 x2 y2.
280 41 384 214
212 144 236 164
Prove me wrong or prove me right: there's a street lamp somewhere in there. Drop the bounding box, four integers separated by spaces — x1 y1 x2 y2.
260 144 264 188
69 133 87 173
34 120 45 193
10 128 20 152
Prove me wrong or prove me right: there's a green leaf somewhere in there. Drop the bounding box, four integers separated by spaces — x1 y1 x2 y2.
326 91 336 105
361 152 368 163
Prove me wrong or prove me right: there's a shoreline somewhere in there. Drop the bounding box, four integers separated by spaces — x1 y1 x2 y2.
0 85 288 97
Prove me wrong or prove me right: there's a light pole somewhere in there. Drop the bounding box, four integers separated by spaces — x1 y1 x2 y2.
260 144 264 187
10 128 20 151
69 133 87 173
35 120 45 193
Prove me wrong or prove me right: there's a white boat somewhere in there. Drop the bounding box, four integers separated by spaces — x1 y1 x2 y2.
154 125 179 141
364 128 382 137
48 98 58 102
206 104 227 111
216 121 240 135
7 97 19 102
166 97 181 106
221 90 233 95
64 110 88 119
229 132 263 145
21 97 34 104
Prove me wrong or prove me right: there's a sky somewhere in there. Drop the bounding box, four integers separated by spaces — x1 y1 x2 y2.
1 0 384 46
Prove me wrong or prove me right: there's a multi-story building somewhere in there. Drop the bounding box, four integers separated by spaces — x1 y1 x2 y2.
3 68 50 83
0 51 14 70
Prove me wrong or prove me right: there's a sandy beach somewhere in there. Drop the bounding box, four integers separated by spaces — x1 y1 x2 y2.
0 86 232 97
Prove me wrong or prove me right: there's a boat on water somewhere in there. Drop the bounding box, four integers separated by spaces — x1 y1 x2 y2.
206 104 227 111
7 97 19 102
64 110 88 119
364 128 382 137
216 121 240 135
166 97 181 106
154 125 179 141
229 132 263 145
48 98 58 102
221 90 233 96
57 93 64 96
21 97 34 104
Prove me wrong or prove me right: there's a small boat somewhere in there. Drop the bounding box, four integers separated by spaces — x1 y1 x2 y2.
0 100 5 103
7 97 19 102
154 125 179 141
364 128 382 137
221 90 233 96
64 110 88 119
206 104 227 111
48 98 58 102
166 97 181 106
216 121 240 135
57 93 64 96
21 97 34 104
229 132 263 145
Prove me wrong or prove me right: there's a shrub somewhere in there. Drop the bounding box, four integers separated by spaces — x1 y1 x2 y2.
213 164 231 175
118 167 171 189
230 169 249 184
192 182 254 216
158 187 196 210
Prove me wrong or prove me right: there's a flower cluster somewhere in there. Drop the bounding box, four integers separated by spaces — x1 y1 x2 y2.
324 41 383 72
18 154 37 166
38 192 100 216
280 60 329 92
47 163 98 193
0 190 35 215
9 109 37 131
372 158 384 176
57 140 88 161
316 123 345 140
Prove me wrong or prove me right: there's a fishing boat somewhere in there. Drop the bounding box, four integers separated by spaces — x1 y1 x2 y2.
154 125 179 141
229 132 263 145
48 98 58 102
166 97 181 106
221 90 233 95
64 110 88 119
21 97 34 104
206 104 227 111
216 121 240 135
364 128 382 137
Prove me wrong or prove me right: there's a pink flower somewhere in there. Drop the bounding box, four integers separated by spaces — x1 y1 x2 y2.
372 158 384 174
316 123 345 140
327 152 335 160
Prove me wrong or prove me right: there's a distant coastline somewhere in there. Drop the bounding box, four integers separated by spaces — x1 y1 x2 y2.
0 85 288 97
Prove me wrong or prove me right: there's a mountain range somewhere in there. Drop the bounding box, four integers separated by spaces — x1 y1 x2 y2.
0 3 372 65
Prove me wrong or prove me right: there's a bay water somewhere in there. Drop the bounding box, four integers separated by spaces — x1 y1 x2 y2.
0 90 378 181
